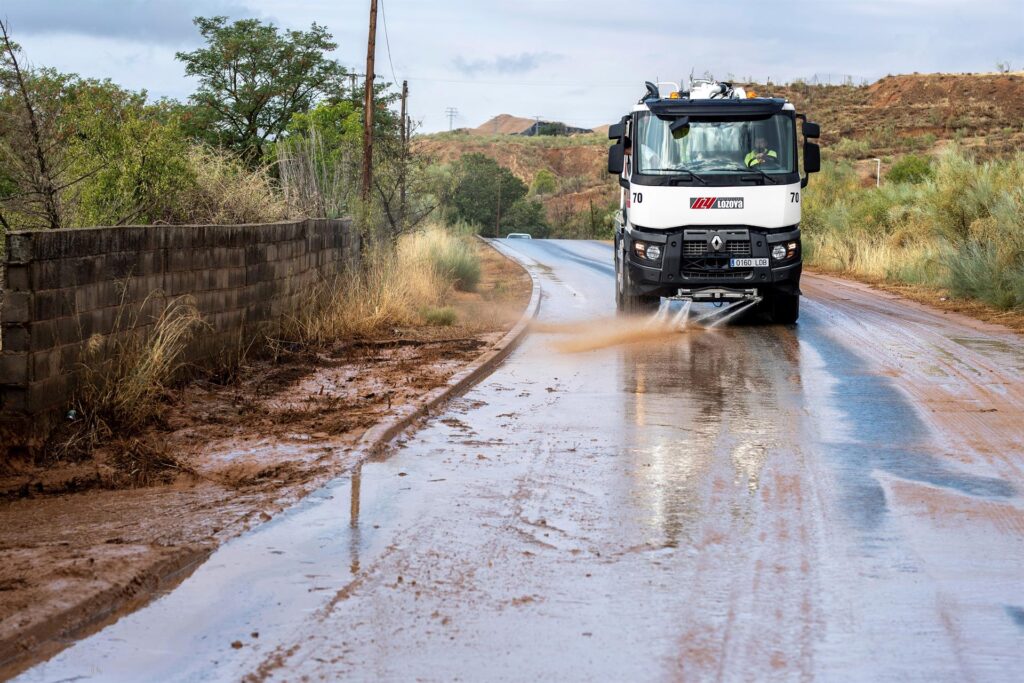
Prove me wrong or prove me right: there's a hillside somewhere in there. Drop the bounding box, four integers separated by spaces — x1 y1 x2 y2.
419 72 1024 228
758 72 1024 158
470 114 538 135
469 114 594 137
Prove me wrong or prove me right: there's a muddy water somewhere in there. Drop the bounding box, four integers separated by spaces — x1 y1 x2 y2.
18 240 1024 682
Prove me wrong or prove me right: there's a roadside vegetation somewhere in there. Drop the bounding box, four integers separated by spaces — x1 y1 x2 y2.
0 17 496 479
803 146 1024 310
285 223 482 346
0 15 425 258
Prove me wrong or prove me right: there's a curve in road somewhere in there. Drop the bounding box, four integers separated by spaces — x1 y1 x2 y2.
17 239 1024 682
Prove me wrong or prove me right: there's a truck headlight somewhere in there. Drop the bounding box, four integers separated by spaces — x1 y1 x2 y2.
633 240 662 262
771 241 800 262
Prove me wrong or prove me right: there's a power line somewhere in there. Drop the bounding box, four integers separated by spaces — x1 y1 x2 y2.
445 107 458 131
405 76 639 88
379 0 398 86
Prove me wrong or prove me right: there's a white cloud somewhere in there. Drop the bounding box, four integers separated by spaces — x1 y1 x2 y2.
2 0 1022 132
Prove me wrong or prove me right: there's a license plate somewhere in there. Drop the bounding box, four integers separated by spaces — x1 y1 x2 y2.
730 258 768 268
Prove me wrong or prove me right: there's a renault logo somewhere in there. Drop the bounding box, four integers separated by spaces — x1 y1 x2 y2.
710 235 723 251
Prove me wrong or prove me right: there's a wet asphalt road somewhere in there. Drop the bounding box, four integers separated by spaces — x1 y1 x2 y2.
19 239 1024 682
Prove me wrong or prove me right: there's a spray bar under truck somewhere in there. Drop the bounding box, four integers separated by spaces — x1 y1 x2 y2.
608 78 821 323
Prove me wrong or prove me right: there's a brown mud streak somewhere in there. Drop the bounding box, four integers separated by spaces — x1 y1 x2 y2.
0 238 539 680
538 317 704 354
0 546 211 678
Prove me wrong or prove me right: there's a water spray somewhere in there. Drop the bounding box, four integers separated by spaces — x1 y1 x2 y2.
654 289 762 331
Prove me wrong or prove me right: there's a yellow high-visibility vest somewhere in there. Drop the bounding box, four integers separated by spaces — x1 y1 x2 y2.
745 149 778 167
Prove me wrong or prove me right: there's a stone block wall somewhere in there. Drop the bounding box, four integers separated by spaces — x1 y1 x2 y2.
0 219 357 445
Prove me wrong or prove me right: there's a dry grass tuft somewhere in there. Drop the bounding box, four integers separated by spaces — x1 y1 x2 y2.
57 296 205 483
285 224 480 345
803 146 1024 310
177 146 296 224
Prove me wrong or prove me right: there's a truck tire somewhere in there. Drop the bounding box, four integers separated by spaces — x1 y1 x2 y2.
615 252 625 312
618 257 659 316
770 291 800 324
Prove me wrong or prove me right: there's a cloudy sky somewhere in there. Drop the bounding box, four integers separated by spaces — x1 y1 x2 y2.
3 0 1022 132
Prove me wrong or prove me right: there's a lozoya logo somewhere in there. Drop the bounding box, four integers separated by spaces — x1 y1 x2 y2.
690 197 744 210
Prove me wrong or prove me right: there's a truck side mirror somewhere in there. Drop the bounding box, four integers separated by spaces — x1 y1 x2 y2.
608 122 624 140
802 122 820 139
801 142 820 187
608 143 625 174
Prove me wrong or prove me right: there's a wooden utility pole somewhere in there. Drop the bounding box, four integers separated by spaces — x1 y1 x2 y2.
399 79 409 228
361 0 378 203
495 176 502 238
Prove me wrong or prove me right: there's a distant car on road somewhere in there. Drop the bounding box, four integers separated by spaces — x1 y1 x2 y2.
506 233 532 239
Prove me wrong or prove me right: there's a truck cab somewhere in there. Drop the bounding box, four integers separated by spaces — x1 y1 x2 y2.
608 79 820 323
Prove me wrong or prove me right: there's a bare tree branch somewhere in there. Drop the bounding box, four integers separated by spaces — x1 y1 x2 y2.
0 18 63 229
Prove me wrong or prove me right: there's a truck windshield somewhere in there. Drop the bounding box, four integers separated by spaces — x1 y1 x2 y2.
634 112 795 176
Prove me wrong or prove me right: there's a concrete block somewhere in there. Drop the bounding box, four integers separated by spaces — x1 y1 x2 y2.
30 319 58 351
0 387 28 412
31 261 61 290
30 348 62 382
5 265 30 291
169 248 192 272
1 325 29 352
1 292 31 323
33 289 76 320
6 233 34 263
0 352 29 385
27 375 73 413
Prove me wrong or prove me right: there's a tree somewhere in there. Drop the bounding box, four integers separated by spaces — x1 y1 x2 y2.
176 16 347 163
1 20 200 231
0 20 74 230
503 197 550 238
448 153 526 235
71 94 194 226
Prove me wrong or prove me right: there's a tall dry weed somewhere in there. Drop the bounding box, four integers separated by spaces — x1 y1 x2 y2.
176 146 295 224
802 146 1024 308
284 224 481 345
58 295 205 483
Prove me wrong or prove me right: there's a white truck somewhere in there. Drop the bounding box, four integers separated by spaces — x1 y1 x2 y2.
608 78 821 323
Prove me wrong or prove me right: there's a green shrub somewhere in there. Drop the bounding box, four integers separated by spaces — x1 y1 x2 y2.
887 154 933 184
530 169 557 195
830 137 870 160
403 226 481 291
803 147 1024 310
422 306 457 326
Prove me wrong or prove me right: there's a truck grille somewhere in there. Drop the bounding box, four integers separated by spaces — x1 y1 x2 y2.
726 240 751 256
682 269 754 281
683 240 751 256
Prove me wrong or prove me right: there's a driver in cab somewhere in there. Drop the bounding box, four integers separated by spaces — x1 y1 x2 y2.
745 133 777 168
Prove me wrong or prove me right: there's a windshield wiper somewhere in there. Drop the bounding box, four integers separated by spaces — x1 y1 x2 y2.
672 169 709 185
726 165 779 184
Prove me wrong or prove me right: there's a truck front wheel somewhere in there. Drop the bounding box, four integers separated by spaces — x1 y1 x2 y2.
769 290 800 324
617 257 659 316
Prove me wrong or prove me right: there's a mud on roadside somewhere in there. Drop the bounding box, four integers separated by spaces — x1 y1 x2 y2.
0 239 532 677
